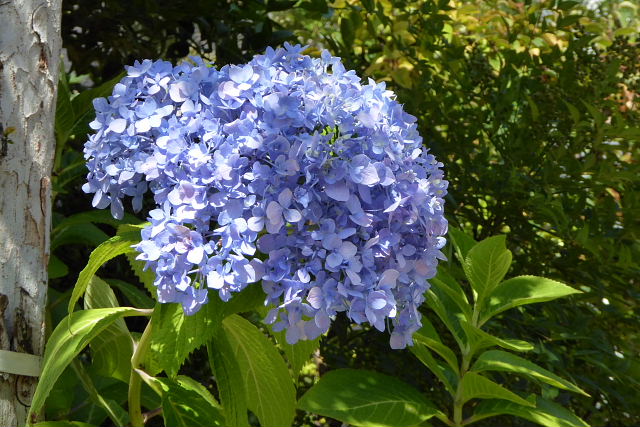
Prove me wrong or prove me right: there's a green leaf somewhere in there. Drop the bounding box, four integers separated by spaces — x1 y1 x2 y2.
55 70 75 148
70 360 129 426
208 335 250 427
220 315 296 427
44 366 78 420
52 210 139 237
474 397 590 427
48 255 69 279
410 342 457 394
425 285 467 348
463 235 512 301
459 321 534 353
105 279 154 309
147 285 264 377
298 369 439 427
51 222 109 251
273 330 320 380
481 275 582 324
126 252 157 297
29 307 150 417
68 226 143 314
472 350 589 396
431 269 472 319
414 327 459 374
147 301 221 377
340 17 355 48
33 422 97 427
84 276 133 382
447 227 477 262
460 371 534 407
139 373 225 427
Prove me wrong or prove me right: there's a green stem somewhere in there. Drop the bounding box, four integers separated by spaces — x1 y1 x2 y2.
129 316 154 427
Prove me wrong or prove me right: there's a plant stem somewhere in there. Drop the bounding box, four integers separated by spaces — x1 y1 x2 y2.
129 316 154 427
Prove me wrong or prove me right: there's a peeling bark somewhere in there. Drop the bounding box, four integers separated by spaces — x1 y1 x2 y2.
0 1 61 425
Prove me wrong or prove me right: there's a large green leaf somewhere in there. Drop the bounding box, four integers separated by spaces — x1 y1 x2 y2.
147 285 264 377
68 226 143 314
298 369 439 427
463 235 512 301
220 315 296 427
273 330 321 380
473 397 590 427
138 372 225 427
481 275 582 324
29 307 150 417
460 371 534 407
146 301 222 377
472 350 588 396
84 276 133 382
208 335 250 427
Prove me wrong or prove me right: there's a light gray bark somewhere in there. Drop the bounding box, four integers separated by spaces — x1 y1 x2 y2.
0 1 61 425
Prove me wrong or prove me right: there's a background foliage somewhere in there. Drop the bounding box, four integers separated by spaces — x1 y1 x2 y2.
46 0 638 426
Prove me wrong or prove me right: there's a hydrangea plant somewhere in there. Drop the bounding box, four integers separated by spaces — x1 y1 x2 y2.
81 43 448 348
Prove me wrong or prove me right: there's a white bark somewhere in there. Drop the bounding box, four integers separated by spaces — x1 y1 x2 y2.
0 1 61 425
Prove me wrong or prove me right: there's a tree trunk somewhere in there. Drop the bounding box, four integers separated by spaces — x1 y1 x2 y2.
0 1 61 425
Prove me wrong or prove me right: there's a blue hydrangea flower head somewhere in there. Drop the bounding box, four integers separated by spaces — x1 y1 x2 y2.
83 43 448 348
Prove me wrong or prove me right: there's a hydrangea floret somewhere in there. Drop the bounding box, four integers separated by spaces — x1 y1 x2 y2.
82 44 448 349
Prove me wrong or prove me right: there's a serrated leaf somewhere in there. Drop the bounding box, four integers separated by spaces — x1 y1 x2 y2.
472 350 588 396
68 226 143 314
84 276 133 381
29 307 150 417
474 397 590 427
298 369 439 427
147 285 264 377
481 275 582 324
208 335 250 427
147 301 222 377
220 315 296 427
460 371 533 407
126 252 157 297
463 235 512 301
139 374 224 427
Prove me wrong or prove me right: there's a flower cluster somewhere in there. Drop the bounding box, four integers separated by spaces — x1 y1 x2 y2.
83 44 448 348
